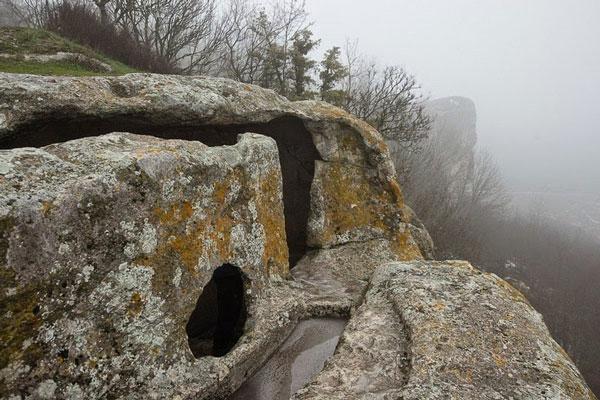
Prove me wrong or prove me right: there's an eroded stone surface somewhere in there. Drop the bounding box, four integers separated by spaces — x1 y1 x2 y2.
294 260 596 399
389 261 595 399
292 281 410 400
404 204 435 259
0 132 288 398
0 73 423 258
0 74 589 399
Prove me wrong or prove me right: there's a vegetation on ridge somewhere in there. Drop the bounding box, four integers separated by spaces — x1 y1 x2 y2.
0 27 138 75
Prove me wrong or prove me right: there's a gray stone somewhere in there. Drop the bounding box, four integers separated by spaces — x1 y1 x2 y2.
0 73 423 260
294 260 596 399
0 132 289 398
404 204 435 259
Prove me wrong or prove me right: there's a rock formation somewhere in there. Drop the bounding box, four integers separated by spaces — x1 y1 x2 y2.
425 96 478 194
0 132 289 397
0 73 422 264
0 73 595 399
294 261 595 399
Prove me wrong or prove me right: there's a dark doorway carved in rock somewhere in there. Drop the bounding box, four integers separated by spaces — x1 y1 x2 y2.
186 264 247 358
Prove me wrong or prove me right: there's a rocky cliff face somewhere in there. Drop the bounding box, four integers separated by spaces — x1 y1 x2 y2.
425 96 477 194
0 73 594 399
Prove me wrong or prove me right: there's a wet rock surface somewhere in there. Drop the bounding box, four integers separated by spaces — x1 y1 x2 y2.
230 317 347 400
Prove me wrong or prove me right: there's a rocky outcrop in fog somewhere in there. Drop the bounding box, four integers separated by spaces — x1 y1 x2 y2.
0 74 594 399
425 96 477 194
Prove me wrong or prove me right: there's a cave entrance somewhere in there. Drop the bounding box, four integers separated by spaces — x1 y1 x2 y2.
186 264 247 357
1 115 321 267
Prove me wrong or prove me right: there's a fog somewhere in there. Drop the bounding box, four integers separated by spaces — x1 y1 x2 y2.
305 0 600 193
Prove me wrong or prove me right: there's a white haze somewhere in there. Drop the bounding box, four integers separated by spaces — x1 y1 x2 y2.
305 0 600 193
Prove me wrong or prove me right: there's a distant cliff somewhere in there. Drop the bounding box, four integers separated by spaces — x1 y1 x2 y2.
425 96 477 194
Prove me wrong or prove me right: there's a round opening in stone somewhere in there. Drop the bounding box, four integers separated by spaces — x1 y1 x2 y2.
186 264 247 357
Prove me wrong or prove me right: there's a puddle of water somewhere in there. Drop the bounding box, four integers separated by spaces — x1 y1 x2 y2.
229 317 347 400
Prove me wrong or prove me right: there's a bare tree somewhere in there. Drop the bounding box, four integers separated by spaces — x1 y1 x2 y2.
214 0 311 95
469 149 510 217
0 0 26 26
316 42 431 149
4 0 54 27
346 63 431 148
91 0 109 23
390 137 510 259
96 0 222 73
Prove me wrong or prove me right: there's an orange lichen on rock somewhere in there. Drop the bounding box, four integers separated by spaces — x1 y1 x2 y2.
389 229 423 260
255 171 289 276
312 161 421 260
320 162 387 239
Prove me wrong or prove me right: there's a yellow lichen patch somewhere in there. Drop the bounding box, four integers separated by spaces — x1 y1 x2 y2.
0 280 43 370
1 216 44 371
40 200 54 219
315 161 423 260
154 201 194 226
339 131 365 159
255 171 289 276
211 214 235 261
450 367 474 383
307 101 388 153
494 277 532 306
319 163 387 241
128 292 146 317
389 229 423 261
141 170 246 295
211 180 230 205
357 121 388 152
387 180 407 213
492 353 507 367
135 201 202 296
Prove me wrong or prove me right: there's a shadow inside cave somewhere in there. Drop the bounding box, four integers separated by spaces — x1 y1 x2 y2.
186 263 247 358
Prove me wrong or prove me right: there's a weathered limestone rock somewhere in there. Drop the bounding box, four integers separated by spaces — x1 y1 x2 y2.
0 132 288 397
404 204 435 259
0 73 422 260
294 260 596 399
1 73 588 399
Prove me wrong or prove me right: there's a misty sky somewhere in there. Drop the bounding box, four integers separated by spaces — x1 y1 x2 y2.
305 0 600 193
